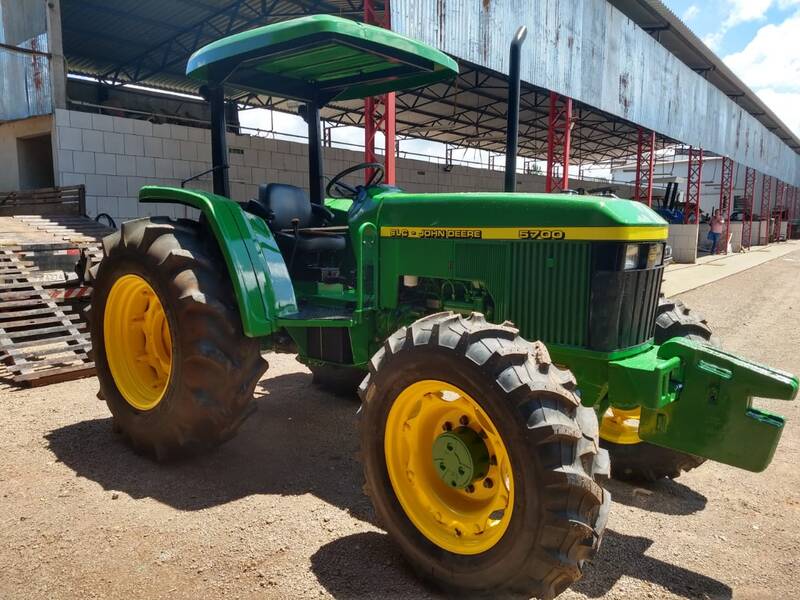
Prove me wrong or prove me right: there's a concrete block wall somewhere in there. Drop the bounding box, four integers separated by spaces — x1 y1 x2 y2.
698 221 745 254
53 109 212 220
729 222 743 252
754 220 770 245
666 223 698 263
53 108 638 223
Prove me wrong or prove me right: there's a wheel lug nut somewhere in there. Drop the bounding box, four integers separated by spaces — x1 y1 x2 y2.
465 484 475 493
443 421 453 431
490 455 497 466
459 415 469 426
483 478 494 489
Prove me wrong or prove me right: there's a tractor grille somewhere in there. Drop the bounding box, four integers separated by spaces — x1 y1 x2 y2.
588 246 664 351
451 240 661 352
507 242 590 346
453 241 590 347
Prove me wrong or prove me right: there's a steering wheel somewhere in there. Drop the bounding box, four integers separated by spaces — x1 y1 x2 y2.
326 162 385 199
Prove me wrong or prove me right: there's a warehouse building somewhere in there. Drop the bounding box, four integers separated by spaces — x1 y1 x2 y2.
1 0 798 262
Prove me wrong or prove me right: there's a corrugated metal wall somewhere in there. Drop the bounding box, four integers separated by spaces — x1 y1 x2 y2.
0 0 52 121
391 0 799 185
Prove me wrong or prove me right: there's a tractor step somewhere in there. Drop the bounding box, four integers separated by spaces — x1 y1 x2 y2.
277 304 354 327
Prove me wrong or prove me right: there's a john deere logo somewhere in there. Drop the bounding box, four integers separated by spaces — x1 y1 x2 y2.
387 228 482 239
518 229 566 240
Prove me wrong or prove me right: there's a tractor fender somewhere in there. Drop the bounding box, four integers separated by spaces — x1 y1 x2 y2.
139 186 297 337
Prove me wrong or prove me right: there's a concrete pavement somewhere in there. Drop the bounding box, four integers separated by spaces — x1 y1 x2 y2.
662 240 800 296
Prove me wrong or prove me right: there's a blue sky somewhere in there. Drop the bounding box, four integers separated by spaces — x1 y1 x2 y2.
663 0 800 135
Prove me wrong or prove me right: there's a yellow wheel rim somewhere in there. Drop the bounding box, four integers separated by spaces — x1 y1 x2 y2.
104 274 172 411
599 407 642 445
384 380 514 555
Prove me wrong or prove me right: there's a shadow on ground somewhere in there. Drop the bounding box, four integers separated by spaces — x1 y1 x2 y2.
310 532 437 600
604 477 708 516
46 371 728 599
44 372 372 520
573 529 732 599
311 529 732 600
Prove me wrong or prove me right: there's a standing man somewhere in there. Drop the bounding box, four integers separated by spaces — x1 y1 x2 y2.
709 208 724 254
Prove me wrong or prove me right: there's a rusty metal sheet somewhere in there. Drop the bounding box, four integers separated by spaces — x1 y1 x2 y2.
1 0 52 121
392 0 798 185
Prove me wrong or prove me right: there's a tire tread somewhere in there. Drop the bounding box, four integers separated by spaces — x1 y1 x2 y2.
359 312 610 599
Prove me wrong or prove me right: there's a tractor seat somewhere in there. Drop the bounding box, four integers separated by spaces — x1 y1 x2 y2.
246 183 346 254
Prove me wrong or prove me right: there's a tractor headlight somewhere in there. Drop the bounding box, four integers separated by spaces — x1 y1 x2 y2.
623 243 665 270
623 244 641 270
647 243 665 268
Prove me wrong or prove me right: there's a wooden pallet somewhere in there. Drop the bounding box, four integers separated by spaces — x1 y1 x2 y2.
5 214 112 280
0 185 85 217
11 213 114 244
0 251 94 387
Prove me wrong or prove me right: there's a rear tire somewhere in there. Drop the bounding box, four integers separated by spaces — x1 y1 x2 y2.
601 297 714 482
359 312 610 599
90 217 267 460
307 363 365 398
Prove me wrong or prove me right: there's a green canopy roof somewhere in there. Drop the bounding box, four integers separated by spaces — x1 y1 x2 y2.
186 15 459 104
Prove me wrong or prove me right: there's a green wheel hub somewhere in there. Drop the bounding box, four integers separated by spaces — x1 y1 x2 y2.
432 426 490 489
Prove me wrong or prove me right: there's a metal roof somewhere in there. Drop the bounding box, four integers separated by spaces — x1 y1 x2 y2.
63 0 378 96
58 0 797 176
60 0 649 164
390 0 798 183
607 0 800 153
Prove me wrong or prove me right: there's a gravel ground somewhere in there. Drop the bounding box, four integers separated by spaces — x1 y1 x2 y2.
2 251 800 600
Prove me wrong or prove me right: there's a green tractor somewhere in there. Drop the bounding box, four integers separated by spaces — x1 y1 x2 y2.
90 15 797 598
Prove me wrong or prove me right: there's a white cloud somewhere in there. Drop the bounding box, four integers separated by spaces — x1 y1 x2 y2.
682 4 700 21
701 0 776 52
703 31 724 50
723 11 800 135
722 0 772 28
754 89 800 135
724 13 800 91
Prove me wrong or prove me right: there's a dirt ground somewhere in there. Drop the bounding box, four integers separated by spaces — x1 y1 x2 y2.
2 251 800 600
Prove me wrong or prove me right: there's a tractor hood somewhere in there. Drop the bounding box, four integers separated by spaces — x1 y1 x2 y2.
376 193 668 242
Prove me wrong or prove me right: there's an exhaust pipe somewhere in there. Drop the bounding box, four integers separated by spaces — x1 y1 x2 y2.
504 25 528 193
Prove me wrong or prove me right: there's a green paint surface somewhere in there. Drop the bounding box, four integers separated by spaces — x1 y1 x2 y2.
186 14 458 102
139 186 296 336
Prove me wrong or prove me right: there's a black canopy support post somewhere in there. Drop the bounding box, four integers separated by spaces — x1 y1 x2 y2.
504 25 528 193
305 101 324 205
209 85 230 198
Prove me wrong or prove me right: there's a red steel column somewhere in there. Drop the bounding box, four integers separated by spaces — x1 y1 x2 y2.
633 128 656 206
790 186 797 240
717 157 734 254
684 147 703 223
774 180 786 242
364 0 396 184
759 175 772 246
545 91 572 193
741 166 756 249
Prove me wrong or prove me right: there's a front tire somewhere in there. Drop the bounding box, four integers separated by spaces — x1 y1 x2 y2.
359 312 610 599
600 297 715 481
91 217 267 459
